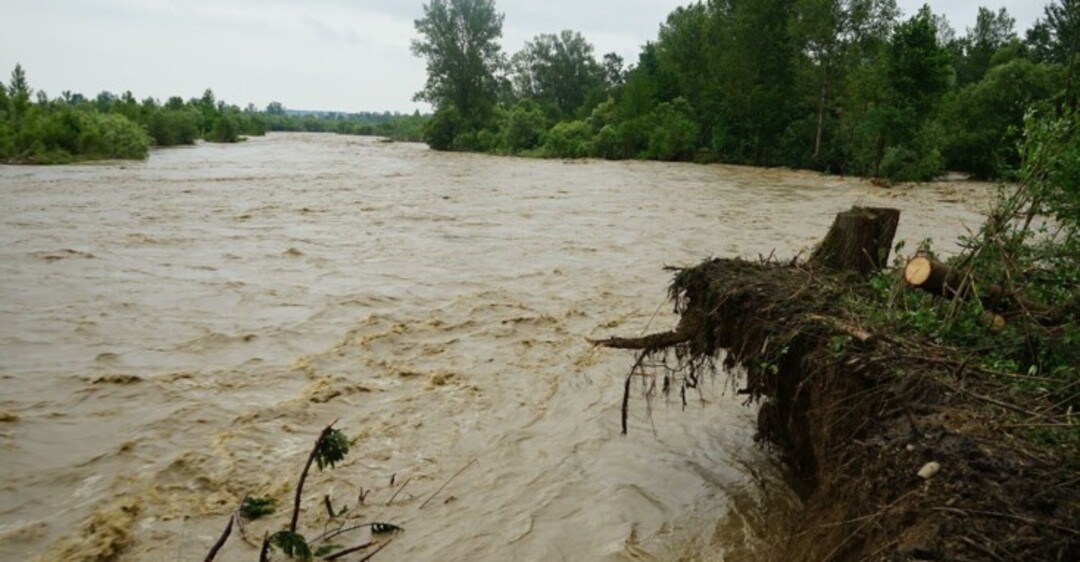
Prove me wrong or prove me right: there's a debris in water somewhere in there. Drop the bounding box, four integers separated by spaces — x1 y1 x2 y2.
370 522 404 535
90 374 143 385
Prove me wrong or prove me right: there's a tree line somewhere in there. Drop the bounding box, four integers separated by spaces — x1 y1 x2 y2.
412 0 1078 181
0 65 427 164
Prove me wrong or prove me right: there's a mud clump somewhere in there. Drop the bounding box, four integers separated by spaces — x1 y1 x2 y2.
600 257 1079 561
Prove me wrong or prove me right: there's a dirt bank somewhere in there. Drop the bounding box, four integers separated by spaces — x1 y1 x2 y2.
598 217 1079 561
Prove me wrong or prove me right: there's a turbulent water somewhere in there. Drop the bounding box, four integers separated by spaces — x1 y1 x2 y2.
0 134 991 561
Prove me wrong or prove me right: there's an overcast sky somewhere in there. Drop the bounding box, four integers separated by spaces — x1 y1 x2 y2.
0 0 1051 113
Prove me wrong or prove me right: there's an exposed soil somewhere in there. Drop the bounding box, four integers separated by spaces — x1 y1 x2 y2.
602 256 1079 561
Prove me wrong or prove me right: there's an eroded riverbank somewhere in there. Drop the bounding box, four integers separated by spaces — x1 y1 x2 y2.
0 134 991 560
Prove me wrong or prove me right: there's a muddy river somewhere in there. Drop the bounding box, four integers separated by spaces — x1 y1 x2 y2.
0 134 991 561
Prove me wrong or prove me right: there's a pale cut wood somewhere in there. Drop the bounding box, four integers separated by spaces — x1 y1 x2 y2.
904 256 933 286
904 256 962 298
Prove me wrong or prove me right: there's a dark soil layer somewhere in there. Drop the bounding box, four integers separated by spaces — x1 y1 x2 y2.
606 258 1079 561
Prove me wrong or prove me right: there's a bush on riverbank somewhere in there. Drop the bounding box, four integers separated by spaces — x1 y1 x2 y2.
1 101 151 164
0 64 430 164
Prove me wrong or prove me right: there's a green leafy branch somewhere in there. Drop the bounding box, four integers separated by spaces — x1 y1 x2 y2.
204 421 402 561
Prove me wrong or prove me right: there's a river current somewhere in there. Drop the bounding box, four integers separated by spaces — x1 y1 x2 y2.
0 134 990 560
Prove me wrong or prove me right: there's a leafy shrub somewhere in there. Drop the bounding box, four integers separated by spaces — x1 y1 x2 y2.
206 113 240 143
592 124 627 159
5 107 149 163
146 108 200 146
940 59 1062 179
424 105 462 151
502 101 547 152
542 120 591 158
644 98 699 161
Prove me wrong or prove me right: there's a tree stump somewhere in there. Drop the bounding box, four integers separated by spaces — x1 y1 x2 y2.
810 207 900 276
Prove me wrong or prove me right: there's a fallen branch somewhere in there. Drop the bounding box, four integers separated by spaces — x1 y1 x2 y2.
385 477 412 506
291 421 339 533
203 513 234 562
353 540 393 562
804 314 877 343
323 541 376 561
587 330 690 351
259 532 271 562
420 458 479 509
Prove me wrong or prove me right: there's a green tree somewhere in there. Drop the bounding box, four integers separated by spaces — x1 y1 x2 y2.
655 3 712 140
511 30 604 119
541 120 591 158
790 0 898 162
207 110 240 143
0 75 10 118
941 59 1062 178
644 97 700 160
956 7 1016 85
601 52 626 88
1029 0 1080 65
708 0 798 164
412 0 504 130
502 100 547 152
9 63 31 123
1038 0 1080 104
838 6 950 179
886 6 952 118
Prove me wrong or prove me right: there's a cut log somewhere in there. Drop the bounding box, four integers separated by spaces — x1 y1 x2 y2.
905 256 1011 310
810 207 900 276
904 256 965 298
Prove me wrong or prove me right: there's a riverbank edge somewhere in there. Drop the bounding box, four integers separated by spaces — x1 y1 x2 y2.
595 230 1078 560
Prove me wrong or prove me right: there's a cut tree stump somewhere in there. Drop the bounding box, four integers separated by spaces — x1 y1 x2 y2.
810 207 900 276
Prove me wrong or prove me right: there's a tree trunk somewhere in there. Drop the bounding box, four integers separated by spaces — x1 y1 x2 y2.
813 69 830 162
810 207 900 276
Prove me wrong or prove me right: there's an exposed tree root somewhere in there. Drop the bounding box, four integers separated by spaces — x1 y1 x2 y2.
597 208 1079 561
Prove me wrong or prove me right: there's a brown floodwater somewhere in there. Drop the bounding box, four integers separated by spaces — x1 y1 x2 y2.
0 134 992 561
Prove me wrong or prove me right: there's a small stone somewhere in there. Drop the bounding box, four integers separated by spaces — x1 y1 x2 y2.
918 461 941 480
